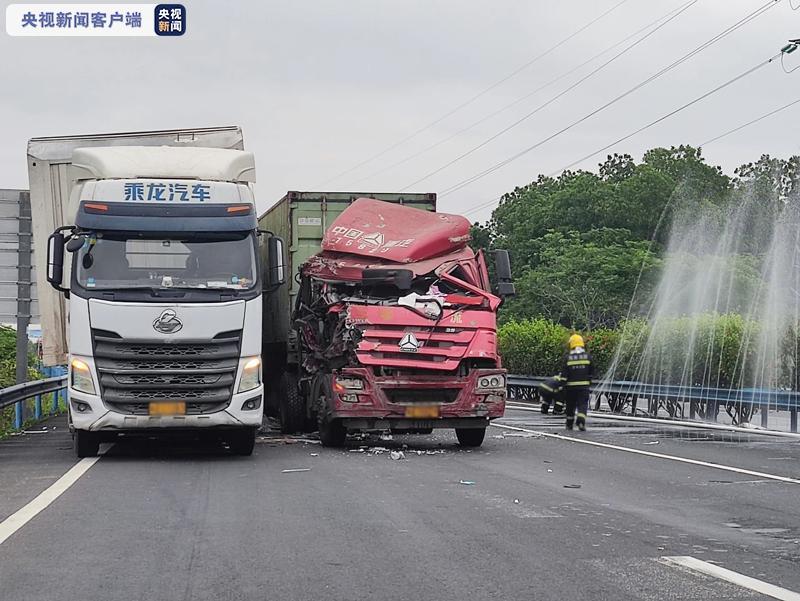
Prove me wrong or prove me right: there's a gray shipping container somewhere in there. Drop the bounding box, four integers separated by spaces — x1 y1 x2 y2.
257 191 436 369
27 126 245 365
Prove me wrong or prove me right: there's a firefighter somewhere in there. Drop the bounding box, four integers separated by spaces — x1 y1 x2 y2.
560 333 593 431
538 375 565 414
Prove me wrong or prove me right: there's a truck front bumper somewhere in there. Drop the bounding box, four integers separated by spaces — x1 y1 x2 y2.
68 386 264 432
327 368 506 425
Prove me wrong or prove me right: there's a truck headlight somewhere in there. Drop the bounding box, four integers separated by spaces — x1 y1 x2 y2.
70 358 96 394
334 377 364 391
476 374 506 391
238 356 262 392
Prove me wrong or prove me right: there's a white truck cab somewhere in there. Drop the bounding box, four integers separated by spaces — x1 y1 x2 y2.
44 146 284 457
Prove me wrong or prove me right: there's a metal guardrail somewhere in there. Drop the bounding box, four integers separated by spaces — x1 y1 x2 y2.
507 375 800 433
1 375 68 430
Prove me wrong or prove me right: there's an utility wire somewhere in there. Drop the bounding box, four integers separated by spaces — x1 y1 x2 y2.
312 0 632 188
400 0 698 191
437 0 781 198
342 1 695 189
700 96 800 146
462 54 795 219
551 53 783 175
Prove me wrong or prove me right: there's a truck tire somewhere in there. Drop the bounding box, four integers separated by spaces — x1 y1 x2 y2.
279 371 306 434
455 427 486 448
318 418 347 448
74 430 99 458
316 378 347 447
229 427 256 456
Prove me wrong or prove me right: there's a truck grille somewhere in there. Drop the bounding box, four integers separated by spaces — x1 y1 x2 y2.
384 388 460 404
92 329 241 416
357 325 474 371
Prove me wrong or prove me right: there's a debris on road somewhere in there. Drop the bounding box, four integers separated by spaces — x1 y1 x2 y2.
390 450 405 460
547 469 553 473
310 453 319 457
643 441 660 445
459 480 476 485
514 499 520 504
563 484 582 489
281 468 311 473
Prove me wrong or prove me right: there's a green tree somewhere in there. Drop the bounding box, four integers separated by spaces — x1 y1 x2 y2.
501 229 660 330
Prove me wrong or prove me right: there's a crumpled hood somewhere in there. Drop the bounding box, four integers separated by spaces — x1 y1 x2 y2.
321 198 471 263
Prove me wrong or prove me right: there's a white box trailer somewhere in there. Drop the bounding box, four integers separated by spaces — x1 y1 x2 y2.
28 126 244 365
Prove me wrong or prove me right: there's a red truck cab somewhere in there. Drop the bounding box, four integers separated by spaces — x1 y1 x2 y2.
293 198 513 447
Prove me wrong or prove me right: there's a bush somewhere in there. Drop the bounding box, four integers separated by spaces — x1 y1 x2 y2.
497 313 768 389
498 319 570 375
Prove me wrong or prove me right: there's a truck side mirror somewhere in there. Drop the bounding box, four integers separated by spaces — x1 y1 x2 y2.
493 249 515 298
267 236 287 287
47 231 70 296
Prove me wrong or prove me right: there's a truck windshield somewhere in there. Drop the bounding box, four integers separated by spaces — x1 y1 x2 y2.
75 232 257 290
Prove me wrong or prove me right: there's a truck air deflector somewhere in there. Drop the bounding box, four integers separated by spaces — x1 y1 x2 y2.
76 201 256 231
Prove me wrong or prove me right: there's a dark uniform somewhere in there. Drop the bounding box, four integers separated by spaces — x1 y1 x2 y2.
538 375 565 414
560 347 593 430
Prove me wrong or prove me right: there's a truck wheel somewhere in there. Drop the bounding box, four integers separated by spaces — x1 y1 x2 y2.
318 418 347 447
74 430 99 458
279 371 306 434
229 427 256 456
316 378 347 447
455 427 486 448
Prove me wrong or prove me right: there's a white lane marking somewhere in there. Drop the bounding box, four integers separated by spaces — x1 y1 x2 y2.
505 403 800 440
0 455 102 546
490 423 800 485
660 556 800 601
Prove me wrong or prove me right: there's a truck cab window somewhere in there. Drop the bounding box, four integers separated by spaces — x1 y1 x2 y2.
75 233 257 290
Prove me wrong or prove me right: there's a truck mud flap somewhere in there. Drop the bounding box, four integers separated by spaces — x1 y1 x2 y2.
342 417 489 431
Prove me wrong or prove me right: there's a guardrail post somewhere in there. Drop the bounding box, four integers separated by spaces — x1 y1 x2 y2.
791 408 797 433
761 401 769 429
51 389 60 414
34 394 42 419
13 401 23 430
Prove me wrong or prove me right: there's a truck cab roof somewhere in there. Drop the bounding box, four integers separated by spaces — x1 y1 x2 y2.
70 146 256 183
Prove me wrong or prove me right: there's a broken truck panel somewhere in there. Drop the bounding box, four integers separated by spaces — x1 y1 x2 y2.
321 198 471 263
302 246 476 282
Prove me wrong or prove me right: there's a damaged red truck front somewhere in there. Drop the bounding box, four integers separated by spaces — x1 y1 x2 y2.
259 192 514 447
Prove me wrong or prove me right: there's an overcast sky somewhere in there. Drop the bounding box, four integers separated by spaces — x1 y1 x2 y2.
1 0 798 220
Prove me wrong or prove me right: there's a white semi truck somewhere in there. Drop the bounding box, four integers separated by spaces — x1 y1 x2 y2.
29 128 285 457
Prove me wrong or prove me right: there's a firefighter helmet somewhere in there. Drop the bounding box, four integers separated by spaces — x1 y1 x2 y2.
568 333 585 350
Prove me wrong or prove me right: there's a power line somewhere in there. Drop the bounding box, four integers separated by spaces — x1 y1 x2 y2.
342 1 695 189
700 96 800 146
400 0 698 191
463 55 796 220
552 52 783 175
312 0 632 188
438 0 781 198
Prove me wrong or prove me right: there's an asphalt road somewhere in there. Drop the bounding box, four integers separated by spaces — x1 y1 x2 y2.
1 408 799 601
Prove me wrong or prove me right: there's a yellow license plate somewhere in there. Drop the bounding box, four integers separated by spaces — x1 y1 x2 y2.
149 402 186 416
405 405 440 418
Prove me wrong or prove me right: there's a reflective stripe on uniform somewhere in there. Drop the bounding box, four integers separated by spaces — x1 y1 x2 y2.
566 381 591 386
540 384 555 392
577 412 587 419
566 360 591 366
